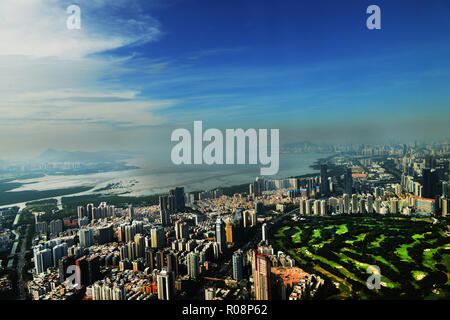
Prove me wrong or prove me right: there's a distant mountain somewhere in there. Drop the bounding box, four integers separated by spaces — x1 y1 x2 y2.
283 141 318 149
38 149 135 163
281 141 333 153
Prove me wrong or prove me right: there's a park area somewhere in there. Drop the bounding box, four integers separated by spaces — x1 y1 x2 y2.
271 215 450 299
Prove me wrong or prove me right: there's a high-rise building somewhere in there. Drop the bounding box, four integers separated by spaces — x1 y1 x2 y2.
359 198 366 214
52 243 68 267
442 198 448 217
225 221 234 243
35 221 48 234
59 255 75 283
159 195 169 211
77 206 87 221
97 224 114 244
250 211 257 226
375 198 381 214
215 217 226 251
187 252 200 279
145 248 155 270
262 223 268 241
165 251 179 277
242 210 249 228
255 202 264 215
160 210 170 227
390 199 398 214
127 205 134 219
351 194 358 214
232 250 244 281
252 250 271 300
299 200 306 215
86 203 95 221
169 187 185 213
87 255 101 285
79 228 94 248
125 224 136 243
313 200 320 216
306 199 313 215
320 199 327 216
442 181 449 198
367 195 374 214
151 227 165 248
320 163 329 196
112 284 126 300
49 219 63 235
422 168 438 199
343 193 350 214
157 268 175 300
175 220 189 240
34 247 52 274
134 234 146 258
75 256 89 287
344 167 353 195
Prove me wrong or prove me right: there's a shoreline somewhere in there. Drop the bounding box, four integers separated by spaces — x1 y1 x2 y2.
0 153 335 209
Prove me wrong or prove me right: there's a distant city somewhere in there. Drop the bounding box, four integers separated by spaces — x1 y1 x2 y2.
1 141 449 300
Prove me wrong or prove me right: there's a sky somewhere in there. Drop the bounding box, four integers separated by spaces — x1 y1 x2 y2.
1 0 450 159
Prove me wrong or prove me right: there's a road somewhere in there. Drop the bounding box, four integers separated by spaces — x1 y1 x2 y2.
16 231 27 300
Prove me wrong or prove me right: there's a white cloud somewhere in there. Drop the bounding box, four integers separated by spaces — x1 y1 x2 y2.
0 0 161 59
0 0 172 156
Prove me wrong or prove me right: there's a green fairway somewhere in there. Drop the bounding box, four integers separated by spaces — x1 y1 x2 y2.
271 215 450 299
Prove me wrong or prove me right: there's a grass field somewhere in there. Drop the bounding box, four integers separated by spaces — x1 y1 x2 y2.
271 215 450 299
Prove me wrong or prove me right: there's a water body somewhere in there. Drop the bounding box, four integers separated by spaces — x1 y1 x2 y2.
2 153 330 207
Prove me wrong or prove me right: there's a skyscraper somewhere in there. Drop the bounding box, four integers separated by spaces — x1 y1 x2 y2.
351 194 358 214
215 217 226 251
187 252 200 279
151 227 165 248
255 202 264 215
157 268 175 300
232 250 244 281
262 223 268 241
320 163 329 196
225 221 234 243
75 256 89 287
134 234 145 258
97 224 114 244
367 195 374 214
160 210 170 227
169 187 185 213
175 220 189 240
422 168 438 199
79 228 94 248
52 243 68 267
59 255 75 283
87 255 101 285
49 219 63 235
127 205 134 219
252 250 271 300
344 167 353 195
320 199 327 216
34 247 52 274
159 195 169 211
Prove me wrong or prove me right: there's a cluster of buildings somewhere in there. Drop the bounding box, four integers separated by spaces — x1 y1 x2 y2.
20 141 450 300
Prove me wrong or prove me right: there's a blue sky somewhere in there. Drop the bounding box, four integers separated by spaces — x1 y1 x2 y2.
0 0 449 157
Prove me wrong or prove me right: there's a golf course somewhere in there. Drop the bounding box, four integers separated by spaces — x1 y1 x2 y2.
271 215 450 299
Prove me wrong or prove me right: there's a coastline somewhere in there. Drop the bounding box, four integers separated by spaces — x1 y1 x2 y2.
0 153 335 209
